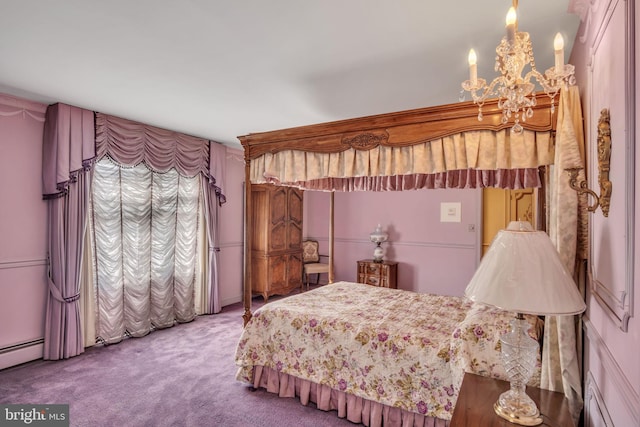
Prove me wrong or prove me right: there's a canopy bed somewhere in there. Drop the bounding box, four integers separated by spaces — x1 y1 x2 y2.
236 90 585 425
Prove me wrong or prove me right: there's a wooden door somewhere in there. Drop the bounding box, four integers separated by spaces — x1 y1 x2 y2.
481 188 536 256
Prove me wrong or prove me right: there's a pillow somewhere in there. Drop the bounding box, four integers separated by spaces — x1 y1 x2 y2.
449 302 543 390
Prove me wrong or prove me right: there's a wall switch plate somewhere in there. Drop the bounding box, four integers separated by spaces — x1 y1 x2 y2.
440 202 461 223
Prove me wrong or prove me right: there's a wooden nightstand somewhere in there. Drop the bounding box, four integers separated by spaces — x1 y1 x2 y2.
450 373 574 427
356 259 397 288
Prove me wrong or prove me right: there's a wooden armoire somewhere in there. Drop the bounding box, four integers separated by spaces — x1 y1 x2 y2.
250 184 303 300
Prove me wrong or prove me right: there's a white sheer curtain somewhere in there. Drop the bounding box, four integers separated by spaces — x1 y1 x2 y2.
91 159 203 344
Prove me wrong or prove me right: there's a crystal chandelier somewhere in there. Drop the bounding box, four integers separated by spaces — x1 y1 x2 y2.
461 0 576 133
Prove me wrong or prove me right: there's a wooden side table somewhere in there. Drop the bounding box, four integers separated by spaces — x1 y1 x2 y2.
356 259 397 288
450 373 574 427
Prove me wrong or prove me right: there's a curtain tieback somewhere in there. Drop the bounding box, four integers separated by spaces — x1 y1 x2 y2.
64 293 81 303
47 276 80 303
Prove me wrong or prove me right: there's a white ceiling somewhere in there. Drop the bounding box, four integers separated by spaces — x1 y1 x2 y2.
0 1 580 148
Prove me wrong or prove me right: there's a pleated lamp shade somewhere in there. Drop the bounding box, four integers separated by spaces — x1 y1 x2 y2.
464 221 586 316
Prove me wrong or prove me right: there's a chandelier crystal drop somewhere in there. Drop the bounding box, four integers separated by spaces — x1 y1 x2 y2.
460 1 576 133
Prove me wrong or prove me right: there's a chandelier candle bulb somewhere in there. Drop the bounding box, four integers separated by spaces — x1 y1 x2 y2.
468 49 478 87
506 7 517 45
554 33 564 72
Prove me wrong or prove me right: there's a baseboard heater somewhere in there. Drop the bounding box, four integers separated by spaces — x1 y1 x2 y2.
0 339 44 355
0 338 44 369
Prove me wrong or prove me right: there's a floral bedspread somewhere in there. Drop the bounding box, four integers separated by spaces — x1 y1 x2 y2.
235 282 541 420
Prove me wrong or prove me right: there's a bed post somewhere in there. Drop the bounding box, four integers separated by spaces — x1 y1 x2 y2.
243 156 253 325
329 191 335 283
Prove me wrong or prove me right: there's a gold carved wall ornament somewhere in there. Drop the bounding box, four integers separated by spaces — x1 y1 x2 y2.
566 108 612 217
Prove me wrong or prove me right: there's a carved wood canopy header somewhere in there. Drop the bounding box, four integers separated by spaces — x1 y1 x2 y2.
239 95 557 160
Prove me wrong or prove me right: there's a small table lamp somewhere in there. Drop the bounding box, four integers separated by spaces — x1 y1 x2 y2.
464 221 586 426
369 224 388 263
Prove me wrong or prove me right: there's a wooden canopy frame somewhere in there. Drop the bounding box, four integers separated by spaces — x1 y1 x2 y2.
238 95 557 324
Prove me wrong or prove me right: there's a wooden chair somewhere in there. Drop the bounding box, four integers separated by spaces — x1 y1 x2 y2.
302 240 330 291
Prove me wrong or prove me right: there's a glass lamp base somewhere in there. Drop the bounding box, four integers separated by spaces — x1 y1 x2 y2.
496 316 543 426
494 399 542 426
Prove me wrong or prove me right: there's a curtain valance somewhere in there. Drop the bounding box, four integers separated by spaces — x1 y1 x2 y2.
0 93 46 122
42 103 95 199
250 129 554 190
95 113 210 178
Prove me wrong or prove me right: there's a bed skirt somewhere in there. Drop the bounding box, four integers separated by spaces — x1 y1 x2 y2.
251 366 449 427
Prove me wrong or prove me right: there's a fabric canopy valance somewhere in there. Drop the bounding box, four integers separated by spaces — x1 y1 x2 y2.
241 95 559 191
250 129 554 190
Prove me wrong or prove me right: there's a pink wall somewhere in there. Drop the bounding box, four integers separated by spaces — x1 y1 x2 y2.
217 148 245 306
568 1 640 425
304 188 481 296
0 94 48 369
